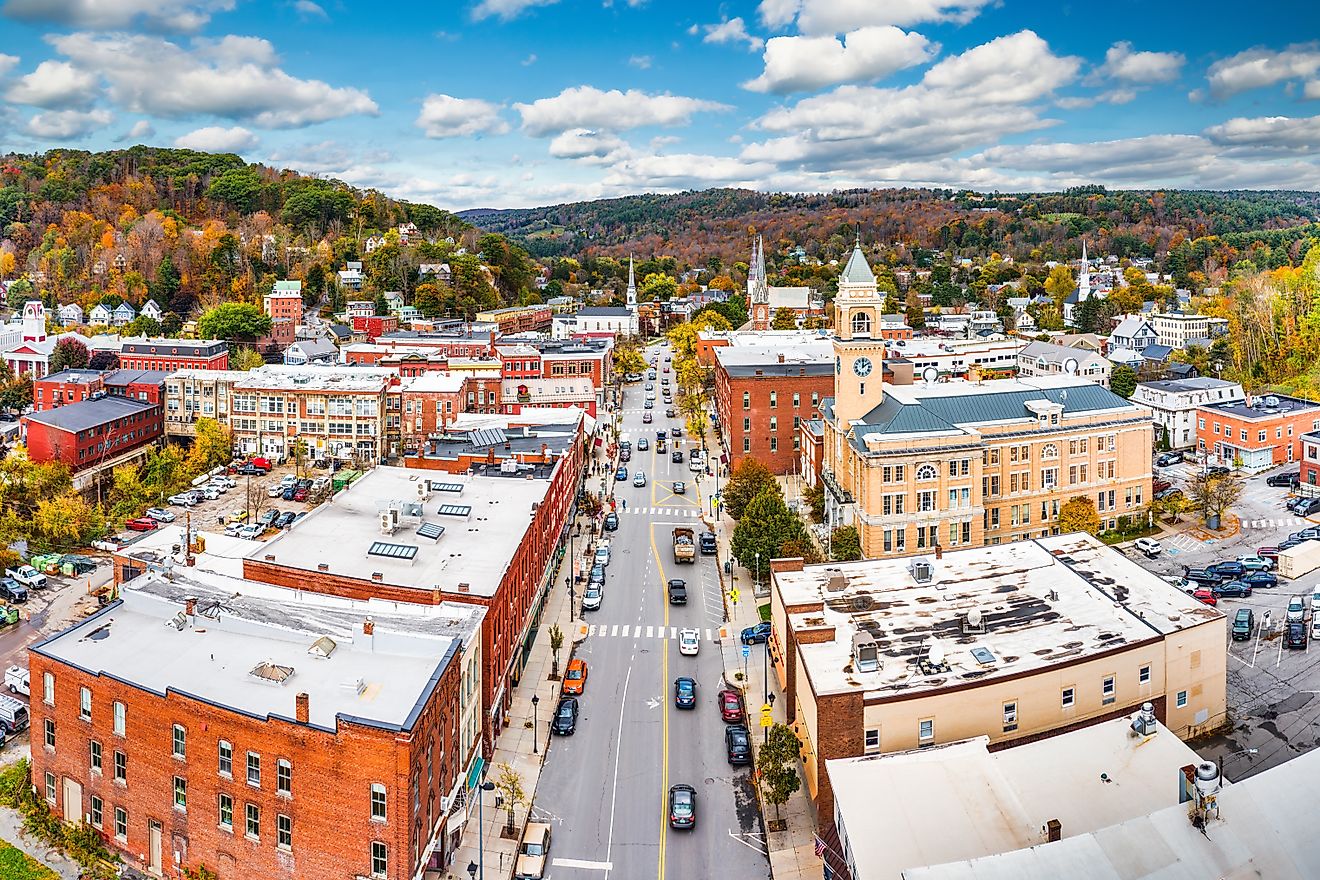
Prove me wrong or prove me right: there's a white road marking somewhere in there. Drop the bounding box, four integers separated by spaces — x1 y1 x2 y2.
601 663 632 880
646 626 654 638
554 858 615 870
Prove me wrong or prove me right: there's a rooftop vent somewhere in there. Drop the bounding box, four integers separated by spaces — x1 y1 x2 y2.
852 631 880 673
308 636 337 659
340 678 366 695
1130 702 1157 737
249 661 294 685
826 573 848 593
910 558 934 584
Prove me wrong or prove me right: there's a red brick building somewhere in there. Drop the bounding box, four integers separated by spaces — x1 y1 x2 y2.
714 343 833 475
103 369 169 406
399 373 466 451
350 315 401 341
475 305 552 334
1195 393 1320 469
28 569 481 880
264 288 303 348
32 369 104 412
22 395 162 471
120 339 229 372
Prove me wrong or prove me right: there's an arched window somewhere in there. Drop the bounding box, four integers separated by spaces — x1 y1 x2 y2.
851 311 872 337
1041 443 1059 460
915 463 938 481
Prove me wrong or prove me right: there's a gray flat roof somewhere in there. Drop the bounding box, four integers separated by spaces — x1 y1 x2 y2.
1136 376 1240 393
23 394 157 432
1201 393 1320 420
33 567 480 732
775 533 1218 698
251 465 553 597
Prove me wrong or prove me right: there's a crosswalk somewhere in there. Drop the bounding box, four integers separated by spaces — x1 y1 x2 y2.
621 506 701 518
586 624 721 641
1243 517 1309 529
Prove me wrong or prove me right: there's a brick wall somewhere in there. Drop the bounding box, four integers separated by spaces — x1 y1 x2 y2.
715 365 831 475
813 690 863 822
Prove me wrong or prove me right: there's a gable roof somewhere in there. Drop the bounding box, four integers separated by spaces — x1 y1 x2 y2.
290 339 338 359
840 241 876 284
1112 316 1153 338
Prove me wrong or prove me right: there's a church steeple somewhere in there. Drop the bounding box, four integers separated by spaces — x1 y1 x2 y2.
1078 241 1091 299
626 255 637 309
749 235 771 330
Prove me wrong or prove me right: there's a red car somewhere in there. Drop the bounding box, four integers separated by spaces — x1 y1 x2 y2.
293 488 308 502
1192 588 1218 606
125 518 159 532
718 689 745 723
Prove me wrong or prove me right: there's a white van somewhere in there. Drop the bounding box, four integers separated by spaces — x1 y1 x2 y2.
4 665 28 697
1287 595 1307 622
0 693 29 733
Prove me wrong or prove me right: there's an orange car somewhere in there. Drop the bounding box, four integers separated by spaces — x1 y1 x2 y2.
562 658 588 696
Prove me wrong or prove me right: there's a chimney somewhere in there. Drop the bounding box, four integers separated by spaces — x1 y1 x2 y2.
363 617 375 636
1045 819 1062 842
184 597 196 617
934 544 943 560
295 692 309 724
778 353 785 363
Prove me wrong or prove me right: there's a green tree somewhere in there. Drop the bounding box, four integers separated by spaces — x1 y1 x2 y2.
771 307 798 330
549 623 564 678
613 341 647 376
49 337 89 373
757 723 803 822
108 462 151 524
723 456 781 520
186 418 233 475
691 310 732 332
1110 364 1137 398
1059 495 1101 535
639 272 677 302
830 526 862 561
493 763 526 836
5 277 33 309
803 482 825 524
1189 471 1243 521
153 254 181 303
231 347 267 371
373 290 390 315
732 489 804 582
198 303 272 342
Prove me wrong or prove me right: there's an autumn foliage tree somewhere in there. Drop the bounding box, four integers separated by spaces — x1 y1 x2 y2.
723 456 780 520
49 338 89 373
1059 496 1101 535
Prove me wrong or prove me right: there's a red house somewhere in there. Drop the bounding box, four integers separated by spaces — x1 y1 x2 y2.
32 369 104 412
119 339 229 371
22 396 162 471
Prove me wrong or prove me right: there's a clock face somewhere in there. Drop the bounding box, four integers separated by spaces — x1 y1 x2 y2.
853 357 873 378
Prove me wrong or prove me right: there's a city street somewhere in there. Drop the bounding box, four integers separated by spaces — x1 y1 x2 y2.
533 345 770 880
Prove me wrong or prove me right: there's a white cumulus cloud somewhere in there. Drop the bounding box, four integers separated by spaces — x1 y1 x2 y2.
744 26 936 93
174 125 258 152
25 107 112 138
1203 114 1320 151
548 128 630 163
1204 43 1320 99
758 0 992 35
114 118 154 142
2 0 235 31
5 60 98 108
471 0 558 21
702 17 762 51
415 94 510 138
1095 41 1184 83
515 86 730 137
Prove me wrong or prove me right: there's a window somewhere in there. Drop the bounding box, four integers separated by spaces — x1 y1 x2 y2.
769 392 777 409
44 718 55 750
918 719 934 745
174 777 187 811
278 814 292 851
743 437 750 453
246 803 260 839
1102 675 1116 705
172 724 186 759
864 729 880 753
90 796 102 829
114 808 127 842
113 701 125 737
851 311 872 337
44 771 55 802
371 841 388 877
1176 690 1188 708
742 391 750 410
277 759 291 796
1139 665 1151 685
43 672 54 706
915 463 937 481
371 784 387 822
219 794 233 831
247 752 261 786
1003 701 1018 731
79 686 91 720
1041 443 1058 460
793 393 800 408
90 740 102 773
1061 687 1075 709
114 750 126 783
218 741 232 777
917 490 936 513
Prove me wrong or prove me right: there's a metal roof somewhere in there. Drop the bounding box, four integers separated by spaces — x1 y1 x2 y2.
840 241 876 284
23 394 158 433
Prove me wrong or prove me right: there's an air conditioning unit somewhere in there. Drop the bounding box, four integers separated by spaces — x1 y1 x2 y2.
910 558 934 584
439 795 453 814
379 508 399 535
416 479 431 501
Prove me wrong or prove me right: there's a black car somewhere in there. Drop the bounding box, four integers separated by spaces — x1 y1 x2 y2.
0 577 28 603
1183 567 1221 586
673 676 697 709
1297 498 1320 516
1279 538 1304 552
603 512 619 531
656 430 667 441
1207 465 1231 477
551 697 579 735
1267 472 1300 488
699 532 718 554
1209 561 1246 579
274 511 296 528
1155 452 1183 467
1232 608 1255 640
671 450 683 463
1241 571 1278 588
1213 581 1253 598
1286 621 1308 649
619 449 632 463
668 579 687 605
725 725 752 765
589 564 606 585
668 784 696 830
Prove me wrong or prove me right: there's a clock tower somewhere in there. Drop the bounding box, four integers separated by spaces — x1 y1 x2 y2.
831 238 886 424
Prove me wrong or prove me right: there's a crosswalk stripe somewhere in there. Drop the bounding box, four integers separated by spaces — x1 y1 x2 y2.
611 624 619 637
645 626 653 638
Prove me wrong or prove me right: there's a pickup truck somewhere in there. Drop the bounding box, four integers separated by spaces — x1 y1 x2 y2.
4 665 28 697
672 527 696 564
5 565 46 589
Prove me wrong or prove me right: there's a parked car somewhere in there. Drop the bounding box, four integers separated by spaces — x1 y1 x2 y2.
274 511 296 528
1183 568 1220 587
633 471 647 487
619 449 632 463
145 507 175 522
672 481 686 495
1207 465 1231 477
615 466 628 481
1134 537 1162 557
673 677 697 709
1153 488 1183 502
603 512 619 531
258 510 279 527
282 486 297 501
0 578 28 603
1235 555 1274 571
4 665 29 695
589 564 605 585
168 493 198 506
1241 571 1278 588
741 622 772 644
1209 561 1246 580
224 522 244 537
678 628 700 656
725 725 752 766
516 822 553 880
699 532 717 555
124 518 158 532
1162 575 1194 594
561 659 588 696
237 524 262 540
1213 581 1253 599
668 784 697 830
595 546 610 567
550 697 579 735
1155 451 1183 467
1257 546 1281 561
1152 478 1172 493
718 689 745 723
1295 497 1320 516
1287 595 1307 622
1267 471 1300 488
1192 588 1218 606
581 584 603 611
1286 621 1308 648
1232 608 1255 641
293 487 308 502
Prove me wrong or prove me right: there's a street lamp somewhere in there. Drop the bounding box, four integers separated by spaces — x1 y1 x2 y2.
531 694 540 755
755 551 761 588
476 780 496 879
467 862 477 880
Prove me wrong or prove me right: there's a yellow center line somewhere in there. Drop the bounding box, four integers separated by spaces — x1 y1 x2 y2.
649 520 672 880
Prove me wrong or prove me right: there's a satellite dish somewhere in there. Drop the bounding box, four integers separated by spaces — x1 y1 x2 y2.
922 366 939 384
928 642 946 667
1063 357 1079 374
967 608 982 628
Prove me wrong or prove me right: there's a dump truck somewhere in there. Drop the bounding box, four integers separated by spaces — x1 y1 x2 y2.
672 527 696 564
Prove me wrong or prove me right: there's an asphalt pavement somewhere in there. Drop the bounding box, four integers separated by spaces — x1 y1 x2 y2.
533 346 770 880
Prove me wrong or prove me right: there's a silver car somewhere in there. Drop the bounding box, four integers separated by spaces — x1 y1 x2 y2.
581 584 603 611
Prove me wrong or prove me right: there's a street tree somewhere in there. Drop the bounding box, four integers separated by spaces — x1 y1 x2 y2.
1059 495 1101 534
493 763 527 836
830 526 862 561
732 489 806 582
1189 471 1243 521
723 456 780 520
198 302 272 341
613 339 647 375
757 723 803 822
1110 364 1137 399
49 337 90 373
549 624 564 679
771 307 798 330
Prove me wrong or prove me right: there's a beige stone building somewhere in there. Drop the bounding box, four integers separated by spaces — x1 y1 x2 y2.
768 532 1227 820
822 241 1153 558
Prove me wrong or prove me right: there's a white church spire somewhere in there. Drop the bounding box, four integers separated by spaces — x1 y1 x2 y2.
626 255 637 309
1079 241 1091 299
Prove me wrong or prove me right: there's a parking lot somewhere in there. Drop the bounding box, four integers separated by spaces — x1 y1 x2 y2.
1121 459 1320 779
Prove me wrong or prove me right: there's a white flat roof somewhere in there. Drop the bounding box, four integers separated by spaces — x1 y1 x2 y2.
233 365 394 393
118 526 256 578
883 374 1105 402
251 465 553 598
34 566 483 731
402 372 465 393
777 533 1218 698
713 342 833 367
829 716 1204 880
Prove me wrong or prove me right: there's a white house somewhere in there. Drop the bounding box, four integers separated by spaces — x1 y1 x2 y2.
88 303 113 325
1110 315 1157 352
283 338 339 366
338 261 364 290
140 300 163 322
569 307 638 337
1133 377 1246 450
1015 341 1112 388
364 235 385 253
57 304 84 326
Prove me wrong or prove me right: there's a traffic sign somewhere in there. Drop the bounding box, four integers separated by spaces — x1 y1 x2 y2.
760 707 773 727
741 644 751 659
730 588 740 605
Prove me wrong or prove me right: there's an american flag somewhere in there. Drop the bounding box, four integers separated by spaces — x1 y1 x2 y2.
813 835 827 858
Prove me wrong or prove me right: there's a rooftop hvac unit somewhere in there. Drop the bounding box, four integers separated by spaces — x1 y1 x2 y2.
910 558 934 584
416 479 431 501
499 458 519 474
379 508 399 535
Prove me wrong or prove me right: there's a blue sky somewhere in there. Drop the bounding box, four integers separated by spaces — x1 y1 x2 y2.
1 0 1318 209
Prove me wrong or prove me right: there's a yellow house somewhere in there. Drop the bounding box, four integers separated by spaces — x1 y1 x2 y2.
768 532 1227 821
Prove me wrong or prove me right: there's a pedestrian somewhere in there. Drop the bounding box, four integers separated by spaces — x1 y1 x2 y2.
622 498 627 511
